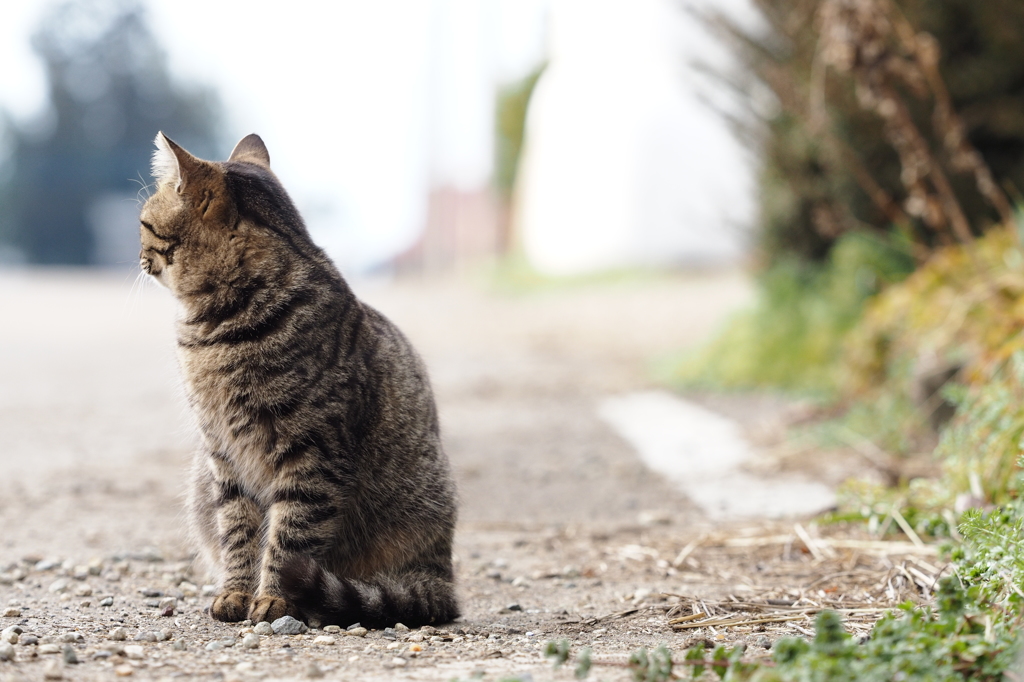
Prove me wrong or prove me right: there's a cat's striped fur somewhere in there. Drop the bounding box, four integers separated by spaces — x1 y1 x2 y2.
140 132 459 627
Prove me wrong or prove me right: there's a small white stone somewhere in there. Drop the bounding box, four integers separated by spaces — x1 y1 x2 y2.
48 579 70 594
0 641 14 661
253 621 274 636
178 581 198 597
241 633 260 649
345 627 368 637
322 625 342 633
389 657 407 667
39 643 62 654
394 623 409 632
2 607 20 618
124 645 145 660
42 660 63 679
312 635 335 646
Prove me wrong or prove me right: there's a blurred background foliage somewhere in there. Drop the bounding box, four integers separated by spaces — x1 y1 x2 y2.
725 0 1024 267
677 0 1024 512
494 65 544 202
0 0 221 265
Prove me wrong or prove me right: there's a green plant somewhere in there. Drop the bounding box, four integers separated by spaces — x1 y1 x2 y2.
668 231 913 393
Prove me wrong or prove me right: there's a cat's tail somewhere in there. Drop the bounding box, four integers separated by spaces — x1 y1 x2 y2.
279 556 460 629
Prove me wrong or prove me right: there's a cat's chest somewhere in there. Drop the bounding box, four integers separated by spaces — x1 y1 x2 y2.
178 348 278 458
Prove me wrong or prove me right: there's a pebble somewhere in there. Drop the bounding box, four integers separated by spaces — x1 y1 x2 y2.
271 616 308 635
506 603 523 611
92 650 112 659
48 579 70 594
109 628 127 641
159 597 177 617
346 627 368 637
75 585 92 597
99 597 114 607
756 635 773 650
62 644 78 665
254 621 274 636
1 626 20 644
312 635 335 646
205 640 224 651
389 656 408 668
382 628 398 640
39 643 62 654
172 640 187 651
124 645 145 660
0 641 13 661
306 662 325 678
241 633 260 649
59 633 83 644
133 631 158 643
408 633 424 642
42 660 63 679
19 635 38 646
322 625 342 633
139 588 162 598
35 559 60 572
394 623 410 632
114 664 134 676
178 581 198 597
2 608 20 618
79 600 91 608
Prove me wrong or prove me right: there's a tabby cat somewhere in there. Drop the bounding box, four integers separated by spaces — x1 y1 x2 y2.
139 132 459 627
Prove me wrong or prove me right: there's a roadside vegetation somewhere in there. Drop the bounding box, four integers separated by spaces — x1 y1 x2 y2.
659 0 1024 678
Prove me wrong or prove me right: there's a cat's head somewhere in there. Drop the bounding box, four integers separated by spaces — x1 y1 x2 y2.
139 132 300 297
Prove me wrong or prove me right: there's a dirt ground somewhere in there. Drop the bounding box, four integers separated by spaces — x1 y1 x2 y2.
0 269 938 681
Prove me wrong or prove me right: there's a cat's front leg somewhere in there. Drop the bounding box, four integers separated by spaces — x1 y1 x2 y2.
206 456 264 622
250 477 341 624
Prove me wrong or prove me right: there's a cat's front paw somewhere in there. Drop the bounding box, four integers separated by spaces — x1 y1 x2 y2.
249 595 292 624
211 591 252 622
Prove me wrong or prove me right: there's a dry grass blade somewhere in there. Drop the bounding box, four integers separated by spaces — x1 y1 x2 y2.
890 507 925 548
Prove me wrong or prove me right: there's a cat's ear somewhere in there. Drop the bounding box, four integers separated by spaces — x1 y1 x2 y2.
228 134 271 169
152 132 203 193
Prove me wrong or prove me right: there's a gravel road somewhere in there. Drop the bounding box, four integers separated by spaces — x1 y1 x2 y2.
0 268 805 681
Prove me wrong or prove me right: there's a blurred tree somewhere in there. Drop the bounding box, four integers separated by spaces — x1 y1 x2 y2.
0 0 221 265
493 65 544 253
718 0 1024 265
495 65 544 199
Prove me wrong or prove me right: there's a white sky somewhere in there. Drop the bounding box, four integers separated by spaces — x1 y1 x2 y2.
0 0 757 274
0 0 549 272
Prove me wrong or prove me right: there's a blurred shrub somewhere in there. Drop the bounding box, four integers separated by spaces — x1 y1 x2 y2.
720 0 1024 266
844 226 1024 395
669 231 913 392
935 357 1024 505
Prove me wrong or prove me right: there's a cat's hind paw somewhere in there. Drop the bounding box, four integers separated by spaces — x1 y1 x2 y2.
211 591 252 622
249 595 292 624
